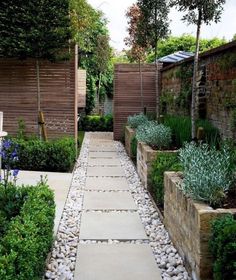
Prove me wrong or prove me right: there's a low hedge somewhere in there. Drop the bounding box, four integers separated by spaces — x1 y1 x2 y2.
0 184 55 280
210 214 236 280
80 115 113 131
148 152 182 208
5 137 76 172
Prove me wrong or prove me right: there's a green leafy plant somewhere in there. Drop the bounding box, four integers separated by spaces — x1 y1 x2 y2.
136 121 172 150
0 183 55 280
127 113 148 129
210 214 236 280
4 137 76 172
163 115 220 148
149 152 182 208
179 142 235 207
80 115 113 132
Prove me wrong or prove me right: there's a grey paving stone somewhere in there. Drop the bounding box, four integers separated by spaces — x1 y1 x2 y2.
83 192 137 210
89 145 117 152
79 212 147 240
85 177 129 191
89 151 119 158
87 166 125 177
88 158 120 166
74 244 162 280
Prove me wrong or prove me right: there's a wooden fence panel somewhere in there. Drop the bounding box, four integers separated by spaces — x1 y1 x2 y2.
0 49 78 139
113 64 161 140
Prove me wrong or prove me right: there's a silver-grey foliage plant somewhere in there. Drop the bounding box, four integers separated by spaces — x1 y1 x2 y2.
127 113 148 129
179 142 234 207
136 121 172 150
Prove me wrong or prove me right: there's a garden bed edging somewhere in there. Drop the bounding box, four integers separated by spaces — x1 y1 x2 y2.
164 171 236 280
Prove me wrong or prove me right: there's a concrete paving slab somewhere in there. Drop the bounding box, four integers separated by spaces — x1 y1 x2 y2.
83 192 137 210
89 151 119 158
88 158 121 166
89 145 117 152
74 244 162 280
79 212 147 240
87 166 125 177
16 170 72 234
85 177 129 191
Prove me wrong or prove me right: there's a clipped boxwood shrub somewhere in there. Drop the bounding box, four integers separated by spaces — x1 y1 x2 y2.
0 183 55 280
210 214 236 280
136 121 172 150
80 115 113 131
5 137 76 172
127 113 148 129
179 142 235 207
149 152 182 208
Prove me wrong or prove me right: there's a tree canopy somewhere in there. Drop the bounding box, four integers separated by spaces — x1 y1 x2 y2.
147 34 227 62
0 0 70 59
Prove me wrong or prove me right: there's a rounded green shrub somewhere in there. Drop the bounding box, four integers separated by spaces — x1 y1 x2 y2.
127 113 148 129
136 121 172 150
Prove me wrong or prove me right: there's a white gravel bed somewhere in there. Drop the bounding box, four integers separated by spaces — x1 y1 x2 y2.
44 133 191 280
44 133 90 280
115 141 191 280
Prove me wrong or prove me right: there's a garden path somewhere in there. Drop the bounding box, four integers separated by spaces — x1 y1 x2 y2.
44 132 190 280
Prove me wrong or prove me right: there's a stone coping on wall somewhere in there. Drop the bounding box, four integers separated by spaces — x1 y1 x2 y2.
164 171 236 280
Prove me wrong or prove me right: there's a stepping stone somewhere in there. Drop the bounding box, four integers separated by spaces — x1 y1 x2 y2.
88 158 120 166
83 192 137 210
89 151 118 158
85 177 129 191
79 212 147 240
74 244 162 280
89 145 117 152
87 166 125 177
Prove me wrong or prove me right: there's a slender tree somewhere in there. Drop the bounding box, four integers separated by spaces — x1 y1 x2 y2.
125 4 147 111
170 0 226 139
136 0 169 119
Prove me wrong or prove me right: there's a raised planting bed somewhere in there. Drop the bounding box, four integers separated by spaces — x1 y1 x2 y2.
164 172 236 280
137 141 177 189
125 126 136 158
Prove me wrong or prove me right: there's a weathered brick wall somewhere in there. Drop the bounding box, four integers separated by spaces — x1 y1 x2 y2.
125 126 136 158
161 41 236 140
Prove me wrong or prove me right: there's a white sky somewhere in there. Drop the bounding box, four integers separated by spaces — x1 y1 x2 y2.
87 0 236 51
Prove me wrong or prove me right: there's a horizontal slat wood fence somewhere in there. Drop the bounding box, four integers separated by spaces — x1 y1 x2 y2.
113 64 161 140
0 49 78 139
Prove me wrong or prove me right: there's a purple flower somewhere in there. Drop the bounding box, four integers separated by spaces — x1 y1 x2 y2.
3 139 12 149
13 169 19 177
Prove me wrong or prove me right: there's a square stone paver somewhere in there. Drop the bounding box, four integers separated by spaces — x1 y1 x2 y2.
85 177 129 191
83 192 137 210
89 151 118 158
88 158 120 166
79 212 147 240
89 145 117 152
87 166 125 177
74 244 162 280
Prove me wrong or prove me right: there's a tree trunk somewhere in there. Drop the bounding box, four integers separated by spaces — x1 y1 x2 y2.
36 59 41 139
154 3 159 121
191 10 202 139
139 60 144 112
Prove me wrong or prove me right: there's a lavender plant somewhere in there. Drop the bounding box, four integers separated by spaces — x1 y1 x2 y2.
0 139 19 189
136 121 172 150
127 113 148 129
179 142 235 207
